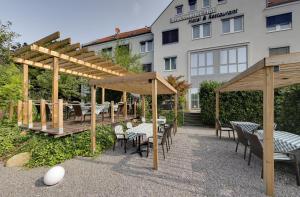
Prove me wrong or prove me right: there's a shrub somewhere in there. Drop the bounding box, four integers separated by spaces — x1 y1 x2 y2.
199 81 300 134
0 121 115 168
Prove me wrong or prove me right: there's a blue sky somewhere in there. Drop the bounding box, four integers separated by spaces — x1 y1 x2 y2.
0 0 171 44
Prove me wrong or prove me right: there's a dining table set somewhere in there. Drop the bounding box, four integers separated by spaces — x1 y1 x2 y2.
230 121 300 153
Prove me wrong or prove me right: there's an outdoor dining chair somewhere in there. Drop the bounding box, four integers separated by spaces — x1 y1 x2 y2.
72 103 91 123
234 125 249 160
146 126 169 159
112 123 137 153
216 119 235 140
247 133 300 186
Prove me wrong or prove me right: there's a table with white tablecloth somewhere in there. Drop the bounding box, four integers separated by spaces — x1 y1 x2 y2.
230 121 260 133
257 130 300 153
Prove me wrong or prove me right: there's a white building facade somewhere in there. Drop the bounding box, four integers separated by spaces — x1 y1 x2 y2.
83 27 154 72
151 0 300 110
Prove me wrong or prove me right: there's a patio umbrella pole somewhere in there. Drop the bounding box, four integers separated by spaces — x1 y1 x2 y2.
152 79 158 170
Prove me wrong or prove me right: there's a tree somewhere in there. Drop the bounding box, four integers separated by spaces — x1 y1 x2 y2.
99 41 143 73
166 75 191 107
0 21 18 65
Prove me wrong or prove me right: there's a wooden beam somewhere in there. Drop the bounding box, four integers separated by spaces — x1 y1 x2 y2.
14 57 101 80
17 100 22 126
142 96 146 118
215 91 220 136
30 44 123 76
40 48 88 65
123 91 127 120
14 32 60 56
40 99 47 131
265 52 300 66
91 85 97 153
111 101 114 123
22 64 29 126
58 99 64 134
263 67 275 196
28 100 33 129
52 57 59 128
152 79 158 170
102 88 105 104
134 100 137 118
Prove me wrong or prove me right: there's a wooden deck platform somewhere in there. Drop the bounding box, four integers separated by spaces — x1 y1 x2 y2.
21 115 135 138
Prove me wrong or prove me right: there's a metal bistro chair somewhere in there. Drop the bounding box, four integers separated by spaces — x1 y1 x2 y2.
146 126 169 160
216 119 235 140
248 133 300 186
72 103 91 122
234 125 250 160
112 123 137 153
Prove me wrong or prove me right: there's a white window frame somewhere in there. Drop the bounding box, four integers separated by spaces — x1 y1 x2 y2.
190 51 214 76
190 88 200 109
222 16 244 34
219 46 248 74
164 57 177 71
192 22 211 39
140 40 153 53
176 5 183 15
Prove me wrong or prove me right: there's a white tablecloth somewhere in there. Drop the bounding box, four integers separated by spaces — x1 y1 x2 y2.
257 130 300 152
127 123 153 138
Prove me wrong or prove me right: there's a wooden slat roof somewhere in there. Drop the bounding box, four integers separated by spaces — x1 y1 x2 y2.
217 53 300 92
13 32 129 79
89 72 177 95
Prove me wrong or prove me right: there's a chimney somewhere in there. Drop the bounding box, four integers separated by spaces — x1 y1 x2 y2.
115 27 121 35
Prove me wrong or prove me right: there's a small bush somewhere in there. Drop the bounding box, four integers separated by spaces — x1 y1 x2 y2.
0 121 115 168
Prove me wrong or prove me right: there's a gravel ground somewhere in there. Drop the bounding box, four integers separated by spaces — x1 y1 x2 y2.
0 127 299 197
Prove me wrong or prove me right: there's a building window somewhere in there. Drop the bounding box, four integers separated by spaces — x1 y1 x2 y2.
222 16 244 34
269 46 290 56
189 0 197 11
190 88 200 109
218 0 226 4
162 29 179 45
203 0 210 8
192 22 211 39
191 51 214 76
164 57 176 71
176 5 183 15
266 13 292 32
143 64 152 72
101 47 112 57
220 46 247 74
140 40 153 53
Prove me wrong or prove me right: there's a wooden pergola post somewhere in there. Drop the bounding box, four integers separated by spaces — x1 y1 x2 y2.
91 85 97 153
17 100 23 126
142 95 146 118
134 100 137 118
22 64 29 126
52 57 59 128
123 91 127 120
263 67 275 196
152 79 158 170
215 91 220 136
111 101 115 123
174 94 178 133
102 88 105 104
40 99 47 131
58 99 64 134
28 100 33 129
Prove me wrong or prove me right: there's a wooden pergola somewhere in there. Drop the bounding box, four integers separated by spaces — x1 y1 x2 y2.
13 32 129 131
216 53 300 196
89 72 178 170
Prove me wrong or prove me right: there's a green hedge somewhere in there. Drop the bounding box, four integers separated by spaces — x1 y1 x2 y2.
0 120 115 167
199 81 300 135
